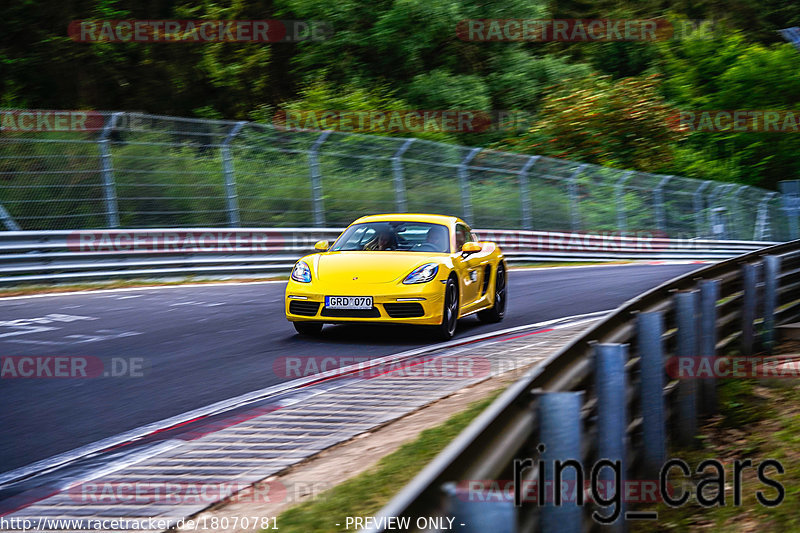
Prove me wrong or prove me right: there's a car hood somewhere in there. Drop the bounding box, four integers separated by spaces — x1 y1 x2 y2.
312 252 442 284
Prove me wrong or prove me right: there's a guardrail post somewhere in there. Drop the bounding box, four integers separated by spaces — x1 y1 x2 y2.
763 256 780 354
309 130 332 227
741 263 758 357
636 312 666 478
675 291 698 447
594 344 627 531
699 280 720 415
442 482 517 533
519 156 540 230
99 112 122 228
0 204 20 231
458 148 481 224
568 164 586 231
391 138 415 213
538 392 583 533
615 171 634 231
221 121 246 227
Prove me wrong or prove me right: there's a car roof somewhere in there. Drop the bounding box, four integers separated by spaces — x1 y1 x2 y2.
351 213 464 226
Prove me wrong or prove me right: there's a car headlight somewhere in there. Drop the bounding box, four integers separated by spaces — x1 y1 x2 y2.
291 261 312 283
403 263 439 284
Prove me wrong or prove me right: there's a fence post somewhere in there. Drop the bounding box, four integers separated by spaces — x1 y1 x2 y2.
518 156 540 230
779 180 800 240
741 263 758 357
763 256 780 354
568 164 586 231
442 482 517 533
391 138 415 213
615 170 634 231
708 183 735 239
99 112 122 228
732 185 748 240
594 343 627 531
699 280 720 414
0 204 20 231
754 192 777 241
653 175 672 232
636 312 666 478
675 290 698 447
538 391 583 533
458 148 481 224
693 182 711 239
309 130 332 227
221 121 246 227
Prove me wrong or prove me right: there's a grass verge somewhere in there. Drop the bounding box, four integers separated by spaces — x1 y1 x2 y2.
636 378 800 532
267 390 503 533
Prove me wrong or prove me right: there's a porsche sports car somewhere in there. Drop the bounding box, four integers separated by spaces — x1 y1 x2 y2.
285 214 507 340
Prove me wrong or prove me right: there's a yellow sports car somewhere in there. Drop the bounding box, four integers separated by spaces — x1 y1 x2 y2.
285 214 507 340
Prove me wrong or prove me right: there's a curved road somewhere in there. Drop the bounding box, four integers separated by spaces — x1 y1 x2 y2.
0 263 702 475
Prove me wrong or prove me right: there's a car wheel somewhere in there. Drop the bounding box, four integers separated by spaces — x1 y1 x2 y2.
435 277 459 341
478 263 506 323
294 322 323 336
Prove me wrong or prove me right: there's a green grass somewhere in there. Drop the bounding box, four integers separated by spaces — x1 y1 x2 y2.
636 380 800 532
268 390 503 533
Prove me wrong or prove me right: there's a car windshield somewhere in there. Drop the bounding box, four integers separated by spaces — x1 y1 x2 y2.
330 222 450 253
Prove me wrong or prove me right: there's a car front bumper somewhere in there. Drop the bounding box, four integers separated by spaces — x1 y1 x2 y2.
285 281 446 325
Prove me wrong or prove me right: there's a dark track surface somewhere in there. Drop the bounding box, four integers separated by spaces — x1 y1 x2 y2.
0 263 701 475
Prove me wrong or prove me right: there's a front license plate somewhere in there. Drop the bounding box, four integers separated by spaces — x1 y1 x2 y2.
325 296 373 309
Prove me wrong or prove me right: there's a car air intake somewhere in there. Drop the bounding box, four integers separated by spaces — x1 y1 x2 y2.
321 307 381 318
384 303 425 318
289 300 320 316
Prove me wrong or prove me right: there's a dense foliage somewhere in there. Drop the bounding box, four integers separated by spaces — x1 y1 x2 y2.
2 0 800 189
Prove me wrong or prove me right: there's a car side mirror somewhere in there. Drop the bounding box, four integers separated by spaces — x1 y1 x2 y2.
314 240 329 251
461 242 482 255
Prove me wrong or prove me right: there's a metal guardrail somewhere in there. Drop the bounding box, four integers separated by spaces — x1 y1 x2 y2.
366 240 800 533
0 228 778 285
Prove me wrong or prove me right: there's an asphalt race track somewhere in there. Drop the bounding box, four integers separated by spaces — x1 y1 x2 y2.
0 263 702 475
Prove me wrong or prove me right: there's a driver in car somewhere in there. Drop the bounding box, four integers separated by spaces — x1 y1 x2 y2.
424 226 449 252
364 227 395 250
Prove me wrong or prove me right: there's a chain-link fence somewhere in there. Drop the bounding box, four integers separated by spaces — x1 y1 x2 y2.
0 111 793 240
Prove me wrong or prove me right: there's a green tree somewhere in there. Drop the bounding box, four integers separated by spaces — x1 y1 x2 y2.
658 34 800 188
493 73 685 171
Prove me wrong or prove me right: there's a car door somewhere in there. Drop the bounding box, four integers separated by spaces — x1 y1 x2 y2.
452 223 483 308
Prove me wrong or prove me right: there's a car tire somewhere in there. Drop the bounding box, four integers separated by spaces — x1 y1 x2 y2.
434 277 459 341
294 322 323 336
478 263 506 323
